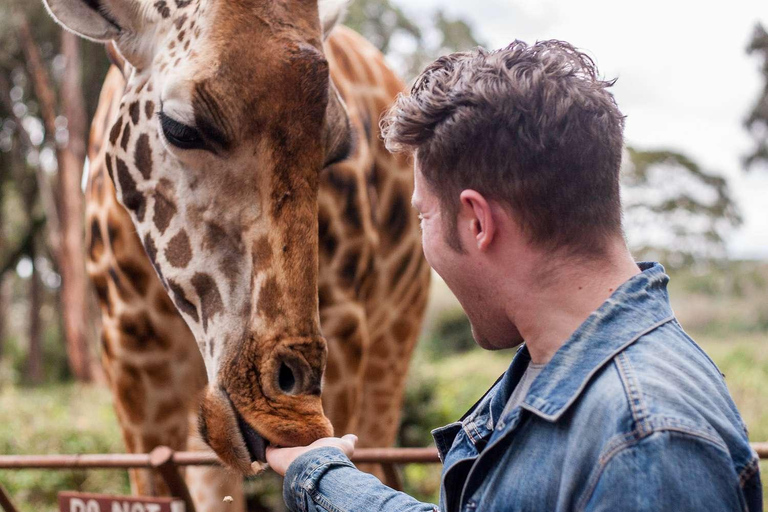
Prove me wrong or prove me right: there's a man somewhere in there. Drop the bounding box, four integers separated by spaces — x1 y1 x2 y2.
266 40 763 511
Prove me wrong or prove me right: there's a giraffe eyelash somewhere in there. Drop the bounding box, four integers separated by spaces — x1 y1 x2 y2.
158 111 206 151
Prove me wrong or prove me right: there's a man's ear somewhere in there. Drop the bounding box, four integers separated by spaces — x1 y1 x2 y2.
43 0 123 42
322 80 353 168
460 190 496 251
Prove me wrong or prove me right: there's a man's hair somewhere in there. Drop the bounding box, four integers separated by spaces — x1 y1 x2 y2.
381 40 626 255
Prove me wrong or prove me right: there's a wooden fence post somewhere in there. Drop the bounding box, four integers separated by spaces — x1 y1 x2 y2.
150 447 196 512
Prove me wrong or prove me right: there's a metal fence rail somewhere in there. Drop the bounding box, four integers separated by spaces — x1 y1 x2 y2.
0 444 766 512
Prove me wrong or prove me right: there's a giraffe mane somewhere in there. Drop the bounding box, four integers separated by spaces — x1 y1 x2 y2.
319 0 351 39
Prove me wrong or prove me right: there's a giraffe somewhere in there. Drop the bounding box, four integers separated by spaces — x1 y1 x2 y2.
46 0 430 507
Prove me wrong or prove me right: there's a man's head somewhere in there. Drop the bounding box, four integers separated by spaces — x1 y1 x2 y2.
382 40 626 348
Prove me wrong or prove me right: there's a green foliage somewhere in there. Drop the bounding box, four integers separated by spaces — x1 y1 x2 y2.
745 23 768 171
343 0 483 81
0 384 129 512
622 147 742 267
420 308 478 360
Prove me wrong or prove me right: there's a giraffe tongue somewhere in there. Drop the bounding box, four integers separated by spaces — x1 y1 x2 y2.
235 410 268 463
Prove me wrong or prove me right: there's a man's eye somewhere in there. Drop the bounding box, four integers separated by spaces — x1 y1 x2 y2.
159 112 205 150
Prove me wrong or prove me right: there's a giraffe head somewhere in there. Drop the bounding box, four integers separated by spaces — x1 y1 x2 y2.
45 0 353 473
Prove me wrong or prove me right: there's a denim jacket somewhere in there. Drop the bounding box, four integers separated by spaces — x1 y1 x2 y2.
282 263 763 512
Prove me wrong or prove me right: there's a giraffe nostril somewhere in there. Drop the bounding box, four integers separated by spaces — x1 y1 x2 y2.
278 362 296 394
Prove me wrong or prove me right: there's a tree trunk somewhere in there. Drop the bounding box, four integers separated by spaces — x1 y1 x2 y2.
57 31 93 382
27 253 43 384
18 19 94 381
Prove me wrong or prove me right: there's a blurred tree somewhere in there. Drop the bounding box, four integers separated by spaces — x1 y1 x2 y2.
622 147 742 267
0 0 109 382
344 0 484 81
745 23 768 170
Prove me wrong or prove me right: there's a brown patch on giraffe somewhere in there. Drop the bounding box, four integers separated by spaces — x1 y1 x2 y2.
177 30 186 41
153 186 177 235
392 319 413 342
165 230 192 268
144 100 155 120
154 398 185 423
203 223 243 289
89 219 104 261
154 289 177 316
191 272 223 332
257 274 281 322
183 40 190 52
92 274 110 314
154 1 170 18
106 211 125 256
318 283 333 309
365 364 386 383
117 259 150 296
390 251 411 290
120 122 131 151
109 117 123 146
116 364 145 423
251 236 272 273
119 311 172 351
174 13 187 29
115 157 147 221
128 101 141 124
144 361 172 387
168 279 199 323
385 189 409 247
370 337 390 359
338 246 361 291
134 134 153 179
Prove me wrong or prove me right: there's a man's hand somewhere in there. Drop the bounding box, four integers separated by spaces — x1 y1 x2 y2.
265 434 358 476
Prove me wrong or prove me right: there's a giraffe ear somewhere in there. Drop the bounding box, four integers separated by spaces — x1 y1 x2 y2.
43 0 125 42
323 80 352 168
318 0 351 39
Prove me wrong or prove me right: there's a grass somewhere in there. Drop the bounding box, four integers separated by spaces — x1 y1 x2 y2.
0 384 129 512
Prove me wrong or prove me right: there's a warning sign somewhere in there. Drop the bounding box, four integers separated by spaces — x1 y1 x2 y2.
58 492 185 512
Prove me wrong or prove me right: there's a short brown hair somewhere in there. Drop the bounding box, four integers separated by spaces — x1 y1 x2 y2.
382 40 626 255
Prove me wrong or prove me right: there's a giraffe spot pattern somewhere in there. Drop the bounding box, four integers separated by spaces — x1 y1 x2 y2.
165 230 192 268
152 189 177 235
116 259 150 296
109 118 123 145
119 311 172 351
144 100 155 120
120 122 131 151
257 275 281 322
115 158 147 221
168 279 199 323
134 133 153 179
191 272 223 332
116 364 145 423
89 219 104 261
154 1 170 18
129 101 141 125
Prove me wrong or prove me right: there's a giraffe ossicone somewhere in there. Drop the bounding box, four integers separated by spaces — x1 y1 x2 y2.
48 0 430 493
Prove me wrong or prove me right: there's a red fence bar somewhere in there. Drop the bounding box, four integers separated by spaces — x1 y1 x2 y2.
0 447 442 469
0 444 765 470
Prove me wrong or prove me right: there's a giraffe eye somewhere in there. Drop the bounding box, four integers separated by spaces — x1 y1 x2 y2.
159 111 205 150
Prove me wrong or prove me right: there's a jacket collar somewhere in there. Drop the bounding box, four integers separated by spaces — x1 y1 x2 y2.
519 261 676 422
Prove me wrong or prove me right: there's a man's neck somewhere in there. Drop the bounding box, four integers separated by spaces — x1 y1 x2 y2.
505 244 641 365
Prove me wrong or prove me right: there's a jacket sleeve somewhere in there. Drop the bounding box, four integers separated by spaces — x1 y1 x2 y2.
582 430 754 512
282 447 439 512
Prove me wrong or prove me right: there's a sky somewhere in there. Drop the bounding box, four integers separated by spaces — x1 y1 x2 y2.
399 0 768 259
